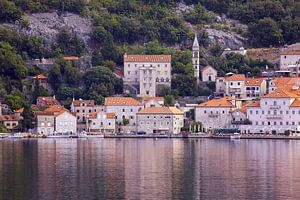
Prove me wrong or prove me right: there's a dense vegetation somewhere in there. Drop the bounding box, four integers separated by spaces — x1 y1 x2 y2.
0 0 298 131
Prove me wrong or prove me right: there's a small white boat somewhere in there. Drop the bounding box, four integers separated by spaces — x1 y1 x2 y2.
230 132 241 139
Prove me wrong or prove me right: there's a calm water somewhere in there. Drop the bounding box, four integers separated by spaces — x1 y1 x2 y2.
1 139 300 200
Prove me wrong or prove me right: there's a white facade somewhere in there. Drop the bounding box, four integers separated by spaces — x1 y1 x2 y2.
55 111 77 134
192 34 200 83
195 97 236 131
86 112 116 133
241 90 300 134
70 99 104 123
201 66 217 82
123 55 171 97
280 52 300 71
137 107 184 134
245 78 267 100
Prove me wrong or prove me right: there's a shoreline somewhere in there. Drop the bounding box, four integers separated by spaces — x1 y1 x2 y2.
2 133 300 140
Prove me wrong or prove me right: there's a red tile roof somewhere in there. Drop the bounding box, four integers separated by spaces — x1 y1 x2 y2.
124 55 171 63
225 74 246 81
197 97 234 108
201 65 216 72
105 97 143 106
0 115 20 122
64 56 79 61
245 78 264 86
280 51 300 55
72 100 94 107
262 89 299 98
290 99 300 107
246 101 260 107
137 107 183 115
32 74 47 79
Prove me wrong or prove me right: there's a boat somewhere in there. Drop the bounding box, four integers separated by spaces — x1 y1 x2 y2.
230 132 241 139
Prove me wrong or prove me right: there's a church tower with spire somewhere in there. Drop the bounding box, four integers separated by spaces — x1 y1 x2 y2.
192 34 200 83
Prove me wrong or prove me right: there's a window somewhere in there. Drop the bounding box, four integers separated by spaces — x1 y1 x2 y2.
165 64 167 67
222 111 225 114
89 110 91 113
128 64 130 67
230 82 233 86
156 78 159 82
256 121 258 125
274 122 276 125
286 122 289 125
128 71 131 75
204 110 207 114
130 116 134 119
256 111 258 114
237 82 240 86
166 78 170 82
268 122 270 125
280 111 283 114
77 110 80 113
262 121 264 125
250 110 253 114
122 109 125 112
161 78 164 82
292 111 295 114
280 122 283 125
274 101 277 105
286 111 289 114
262 111 264 114
292 122 295 125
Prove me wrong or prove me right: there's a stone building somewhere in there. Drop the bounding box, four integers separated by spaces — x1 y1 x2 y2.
123 54 171 97
201 66 217 82
136 107 184 134
192 34 200 83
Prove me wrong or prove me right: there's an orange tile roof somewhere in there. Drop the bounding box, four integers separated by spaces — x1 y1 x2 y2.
245 78 264 86
138 107 183 115
105 97 143 106
290 99 300 107
35 105 68 116
124 55 171 63
87 112 116 119
246 101 261 107
225 74 246 81
197 97 234 108
141 97 164 101
239 107 247 114
15 108 24 113
72 100 94 107
106 112 116 119
280 51 300 55
33 74 47 79
64 56 79 61
262 89 299 98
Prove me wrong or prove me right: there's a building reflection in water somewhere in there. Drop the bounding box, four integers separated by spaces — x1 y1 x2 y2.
1 139 300 200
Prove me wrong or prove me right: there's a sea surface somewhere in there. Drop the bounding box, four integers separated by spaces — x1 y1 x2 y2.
1 138 300 200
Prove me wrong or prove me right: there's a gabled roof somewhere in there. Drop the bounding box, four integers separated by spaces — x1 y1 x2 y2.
262 89 299 98
225 74 246 81
33 74 47 79
245 78 264 86
290 99 300 107
137 107 183 115
197 97 234 108
201 65 216 72
72 99 94 107
124 55 171 63
37 96 61 107
105 97 143 106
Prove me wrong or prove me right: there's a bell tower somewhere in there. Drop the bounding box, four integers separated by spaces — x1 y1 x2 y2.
192 34 200 83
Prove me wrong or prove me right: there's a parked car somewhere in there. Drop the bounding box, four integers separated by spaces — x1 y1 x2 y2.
137 131 146 135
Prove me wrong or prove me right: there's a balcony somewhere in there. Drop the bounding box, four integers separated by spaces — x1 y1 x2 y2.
208 114 219 118
266 115 282 120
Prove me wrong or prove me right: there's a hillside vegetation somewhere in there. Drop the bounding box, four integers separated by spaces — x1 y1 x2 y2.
0 0 298 131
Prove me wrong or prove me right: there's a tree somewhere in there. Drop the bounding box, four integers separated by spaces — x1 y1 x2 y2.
21 103 34 131
248 18 283 47
0 0 22 23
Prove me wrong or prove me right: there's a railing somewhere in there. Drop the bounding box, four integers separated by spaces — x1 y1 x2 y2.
208 114 219 118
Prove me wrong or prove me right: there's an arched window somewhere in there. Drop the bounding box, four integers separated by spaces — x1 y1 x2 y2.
166 78 169 82
156 78 159 82
161 78 164 82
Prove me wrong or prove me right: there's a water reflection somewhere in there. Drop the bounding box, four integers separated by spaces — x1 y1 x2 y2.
1 139 300 200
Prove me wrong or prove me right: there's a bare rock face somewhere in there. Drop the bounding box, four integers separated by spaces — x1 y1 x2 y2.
206 28 247 49
7 12 92 51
